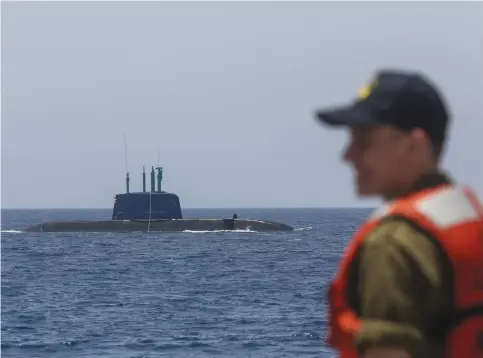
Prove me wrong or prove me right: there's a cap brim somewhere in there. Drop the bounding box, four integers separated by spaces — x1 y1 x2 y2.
315 103 376 127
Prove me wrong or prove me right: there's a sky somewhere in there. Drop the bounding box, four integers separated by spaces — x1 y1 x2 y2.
2 1 483 209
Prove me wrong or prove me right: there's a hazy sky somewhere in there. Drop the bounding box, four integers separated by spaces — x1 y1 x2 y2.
2 1 483 209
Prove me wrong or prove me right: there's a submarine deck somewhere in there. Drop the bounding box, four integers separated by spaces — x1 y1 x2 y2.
23 218 294 233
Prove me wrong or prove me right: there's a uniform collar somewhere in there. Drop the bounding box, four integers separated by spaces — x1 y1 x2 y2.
409 171 452 192
384 171 452 201
400 171 452 198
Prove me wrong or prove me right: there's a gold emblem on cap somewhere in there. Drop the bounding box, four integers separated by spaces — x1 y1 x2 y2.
358 79 378 99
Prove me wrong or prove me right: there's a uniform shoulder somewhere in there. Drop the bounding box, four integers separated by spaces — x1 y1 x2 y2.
363 215 443 287
365 215 433 247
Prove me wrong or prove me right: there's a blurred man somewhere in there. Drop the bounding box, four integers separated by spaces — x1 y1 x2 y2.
314 69 483 358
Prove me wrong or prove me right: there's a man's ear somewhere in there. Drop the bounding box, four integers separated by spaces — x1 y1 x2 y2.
407 128 429 154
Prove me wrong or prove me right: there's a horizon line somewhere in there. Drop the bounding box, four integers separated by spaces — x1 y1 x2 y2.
1 206 375 210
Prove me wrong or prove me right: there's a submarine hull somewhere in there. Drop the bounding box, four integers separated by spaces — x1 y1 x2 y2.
23 218 294 233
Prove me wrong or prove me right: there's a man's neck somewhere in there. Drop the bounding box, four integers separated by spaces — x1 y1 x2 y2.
382 170 452 202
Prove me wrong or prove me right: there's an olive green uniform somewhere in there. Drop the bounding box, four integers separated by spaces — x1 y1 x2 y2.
345 173 453 358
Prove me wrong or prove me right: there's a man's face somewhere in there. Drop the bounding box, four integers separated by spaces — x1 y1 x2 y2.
342 124 418 198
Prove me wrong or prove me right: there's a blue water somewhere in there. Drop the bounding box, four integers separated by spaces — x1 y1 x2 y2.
1 208 370 358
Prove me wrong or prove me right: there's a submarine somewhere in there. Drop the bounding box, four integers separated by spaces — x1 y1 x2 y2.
23 166 294 233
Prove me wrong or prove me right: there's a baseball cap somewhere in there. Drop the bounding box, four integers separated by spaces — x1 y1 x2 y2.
315 69 450 145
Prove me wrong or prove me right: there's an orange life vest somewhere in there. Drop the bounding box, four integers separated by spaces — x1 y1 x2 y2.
327 183 483 358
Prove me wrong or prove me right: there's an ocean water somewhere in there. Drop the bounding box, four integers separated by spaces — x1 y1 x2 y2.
1 208 370 358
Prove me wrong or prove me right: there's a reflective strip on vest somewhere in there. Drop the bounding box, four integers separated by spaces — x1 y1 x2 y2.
369 186 481 227
415 186 481 228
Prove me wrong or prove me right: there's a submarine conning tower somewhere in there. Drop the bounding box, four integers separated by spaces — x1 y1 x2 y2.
112 166 182 220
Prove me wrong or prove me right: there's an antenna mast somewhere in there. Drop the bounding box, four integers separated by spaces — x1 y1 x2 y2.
155 146 163 192
142 165 146 192
124 133 130 193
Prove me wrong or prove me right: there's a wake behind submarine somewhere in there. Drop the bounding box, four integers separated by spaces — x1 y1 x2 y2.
23 166 294 233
